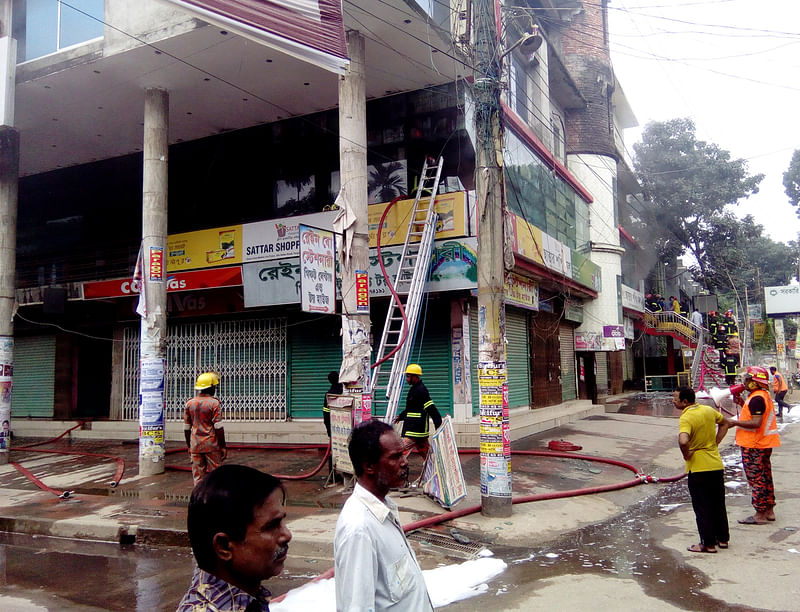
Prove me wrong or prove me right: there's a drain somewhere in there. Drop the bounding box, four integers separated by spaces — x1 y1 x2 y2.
407 528 486 560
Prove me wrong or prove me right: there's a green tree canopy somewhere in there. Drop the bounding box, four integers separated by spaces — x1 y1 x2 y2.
633 118 764 290
783 149 800 216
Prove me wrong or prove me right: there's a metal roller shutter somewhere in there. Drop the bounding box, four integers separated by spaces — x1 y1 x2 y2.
289 315 345 419
469 305 530 410
596 352 609 393
505 308 531 408
405 300 452 418
12 336 56 418
559 324 576 401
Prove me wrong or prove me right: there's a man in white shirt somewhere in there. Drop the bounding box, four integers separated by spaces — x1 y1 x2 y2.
334 420 433 611
691 308 703 328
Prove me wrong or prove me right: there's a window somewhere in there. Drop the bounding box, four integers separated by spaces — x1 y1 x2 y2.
551 113 566 163
15 0 103 62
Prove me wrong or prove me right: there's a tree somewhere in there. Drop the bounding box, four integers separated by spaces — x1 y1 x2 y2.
633 118 764 290
783 149 800 217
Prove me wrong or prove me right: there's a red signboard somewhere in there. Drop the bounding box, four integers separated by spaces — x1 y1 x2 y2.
355 270 369 313
83 267 243 299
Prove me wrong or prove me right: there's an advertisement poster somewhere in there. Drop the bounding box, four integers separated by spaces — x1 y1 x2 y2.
242 211 338 263
299 224 336 314
478 361 511 498
149 246 164 282
355 270 370 313
0 337 11 453
328 396 355 475
421 416 467 508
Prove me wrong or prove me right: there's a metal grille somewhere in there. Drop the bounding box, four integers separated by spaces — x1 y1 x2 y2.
121 318 287 421
407 528 486 560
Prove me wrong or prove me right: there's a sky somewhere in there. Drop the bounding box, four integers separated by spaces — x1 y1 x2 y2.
607 0 800 245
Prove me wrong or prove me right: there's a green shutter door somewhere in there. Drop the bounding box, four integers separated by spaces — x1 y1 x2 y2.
289 315 344 419
470 304 530 411
406 300 452 418
505 308 531 408
560 324 577 401
12 336 56 418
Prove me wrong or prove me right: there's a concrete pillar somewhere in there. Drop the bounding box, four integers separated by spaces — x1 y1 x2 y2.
0 0 17 464
138 88 169 476
337 31 371 400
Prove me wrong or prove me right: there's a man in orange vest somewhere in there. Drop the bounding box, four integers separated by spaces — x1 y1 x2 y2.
731 366 780 525
769 366 790 419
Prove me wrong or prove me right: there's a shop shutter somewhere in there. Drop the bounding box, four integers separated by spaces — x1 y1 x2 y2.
596 352 609 393
12 336 56 418
289 315 345 419
559 324 576 401
505 308 531 408
405 301 452 418
470 305 530 410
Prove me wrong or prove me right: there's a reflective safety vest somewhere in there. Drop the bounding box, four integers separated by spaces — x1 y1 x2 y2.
736 389 780 449
773 372 788 393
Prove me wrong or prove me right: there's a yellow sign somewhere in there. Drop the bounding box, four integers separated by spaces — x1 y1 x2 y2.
368 191 467 247
167 226 243 272
510 215 544 266
753 322 766 341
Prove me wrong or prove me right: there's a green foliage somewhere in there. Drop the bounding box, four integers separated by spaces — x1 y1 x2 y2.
783 149 800 215
633 118 774 291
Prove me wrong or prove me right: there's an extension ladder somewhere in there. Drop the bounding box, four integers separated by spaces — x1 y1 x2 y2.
370 156 444 423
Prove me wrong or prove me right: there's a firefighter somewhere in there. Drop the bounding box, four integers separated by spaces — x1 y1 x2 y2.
184 372 227 484
394 364 443 477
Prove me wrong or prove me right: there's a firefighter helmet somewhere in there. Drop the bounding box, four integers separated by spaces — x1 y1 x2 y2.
744 366 769 387
195 372 220 390
405 364 423 376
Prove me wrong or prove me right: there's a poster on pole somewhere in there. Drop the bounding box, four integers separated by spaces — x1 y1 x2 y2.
0 337 12 454
299 224 336 314
139 357 166 462
328 395 355 475
421 416 467 508
478 360 511 497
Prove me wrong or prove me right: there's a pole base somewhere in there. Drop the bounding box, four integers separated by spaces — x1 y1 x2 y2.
481 494 512 518
138 456 165 476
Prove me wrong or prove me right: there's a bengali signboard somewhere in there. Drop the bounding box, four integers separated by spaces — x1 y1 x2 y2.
504 272 539 311
299 225 336 314
621 283 644 312
243 238 479 308
764 284 800 316
242 211 338 263
83 267 243 299
421 416 467 508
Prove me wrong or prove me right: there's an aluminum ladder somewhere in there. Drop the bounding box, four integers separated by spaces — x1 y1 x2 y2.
370 156 444 423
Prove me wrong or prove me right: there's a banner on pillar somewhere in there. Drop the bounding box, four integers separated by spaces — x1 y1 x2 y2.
0 337 12 454
478 360 511 498
299 224 336 314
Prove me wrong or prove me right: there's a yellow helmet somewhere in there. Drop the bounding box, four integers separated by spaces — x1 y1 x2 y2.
195 372 220 390
405 364 423 376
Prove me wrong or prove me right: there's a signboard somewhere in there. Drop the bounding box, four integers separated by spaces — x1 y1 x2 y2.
299 224 336 314
504 272 539 311
328 395 355 474
764 284 800 316
149 247 164 282
368 191 467 247
753 321 766 341
83 267 243 299
603 325 624 338
564 301 584 323
510 213 601 292
421 416 467 508
748 303 763 322
243 238 479 308
623 317 635 340
693 294 718 314
478 361 511 498
355 270 369 313
242 211 338 263
575 332 602 351
167 226 242 271
621 283 644 312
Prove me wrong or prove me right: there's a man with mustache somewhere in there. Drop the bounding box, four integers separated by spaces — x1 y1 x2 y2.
177 464 292 611
334 420 433 611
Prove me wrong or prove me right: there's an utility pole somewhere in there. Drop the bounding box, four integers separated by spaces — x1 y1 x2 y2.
0 0 17 465
138 88 169 476
473 0 511 517
337 31 371 411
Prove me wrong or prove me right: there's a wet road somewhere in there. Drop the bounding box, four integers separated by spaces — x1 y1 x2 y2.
0 448 759 612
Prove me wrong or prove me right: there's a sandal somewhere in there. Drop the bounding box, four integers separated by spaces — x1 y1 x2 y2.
738 516 768 525
687 543 717 553
717 542 729 549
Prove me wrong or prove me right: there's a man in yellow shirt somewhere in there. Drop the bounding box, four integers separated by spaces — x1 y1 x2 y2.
674 386 732 553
